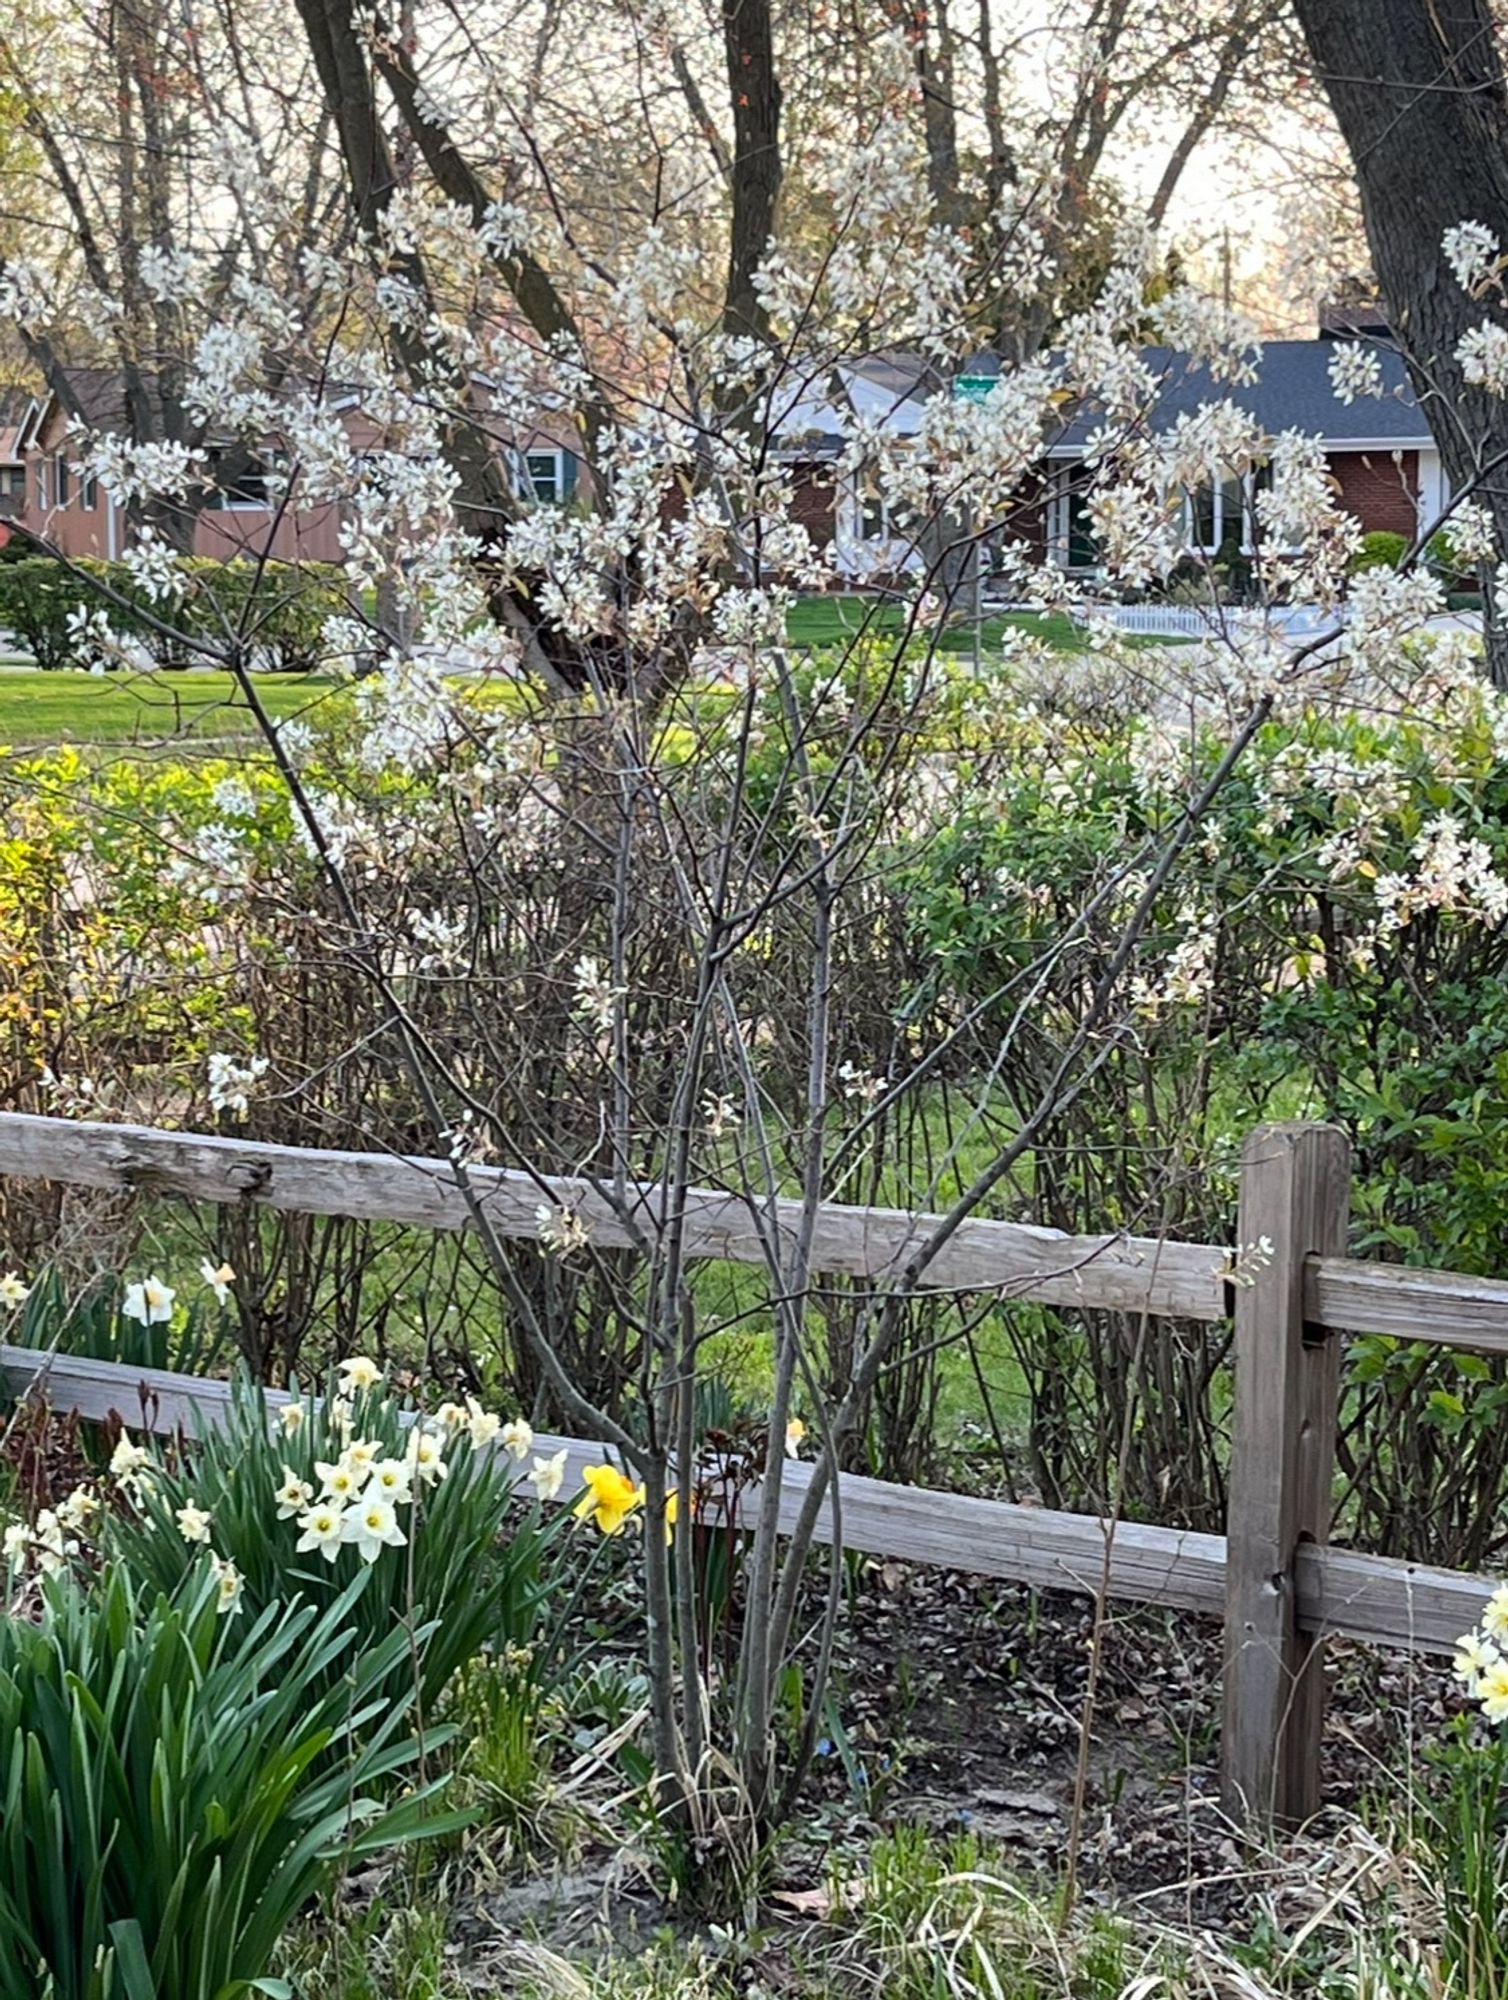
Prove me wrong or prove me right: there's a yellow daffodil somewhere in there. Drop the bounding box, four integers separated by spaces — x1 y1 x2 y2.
784 1418 807 1459
573 1463 644 1536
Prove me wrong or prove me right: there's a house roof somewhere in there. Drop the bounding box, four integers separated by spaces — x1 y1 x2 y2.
773 340 1434 457
1045 340 1431 454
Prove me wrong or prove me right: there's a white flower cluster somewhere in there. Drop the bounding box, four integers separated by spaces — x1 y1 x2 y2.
1327 341 1383 406
1372 812 1508 933
1457 321 1508 395
279 1359 564 1565
1454 1585 1508 1718
207 1051 269 1119
1444 221 1502 295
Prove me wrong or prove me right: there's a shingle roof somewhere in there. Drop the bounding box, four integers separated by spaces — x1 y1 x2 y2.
774 340 1434 455
1047 341 1430 451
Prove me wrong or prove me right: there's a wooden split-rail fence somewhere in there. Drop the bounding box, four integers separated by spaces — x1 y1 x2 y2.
0 1111 1501 1831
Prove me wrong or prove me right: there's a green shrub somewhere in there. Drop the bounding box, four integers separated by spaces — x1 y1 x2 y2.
1350 528 1408 575
0 555 348 671
98 1363 562 1715
0 1562 459 2000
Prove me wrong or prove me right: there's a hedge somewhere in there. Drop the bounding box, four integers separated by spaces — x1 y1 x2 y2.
0 556 349 672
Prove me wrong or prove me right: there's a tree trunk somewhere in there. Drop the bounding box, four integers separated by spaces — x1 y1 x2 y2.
1291 0 1508 685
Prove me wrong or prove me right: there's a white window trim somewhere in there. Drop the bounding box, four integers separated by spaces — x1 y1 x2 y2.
524 448 565 502
1046 463 1102 572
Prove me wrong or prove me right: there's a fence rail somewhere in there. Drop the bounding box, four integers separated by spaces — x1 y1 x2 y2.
0 1111 1503 1831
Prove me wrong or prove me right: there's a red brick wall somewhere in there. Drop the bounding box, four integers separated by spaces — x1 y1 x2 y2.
1327 449 1419 539
788 458 838 548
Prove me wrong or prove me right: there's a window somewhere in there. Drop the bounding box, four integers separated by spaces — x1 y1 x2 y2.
1176 470 1248 556
1047 465 1101 571
35 463 46 510
81 472 98 509
206 448 274 509
525 450 564 503
0 466 22 497
53 455 70 507
854 474 918 545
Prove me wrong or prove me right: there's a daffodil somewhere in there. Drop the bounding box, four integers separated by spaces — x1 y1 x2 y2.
1483 1586 1508 1642
56 1486 97 1535
367 1457 413 1505
573 1463 645 1536
1481 1657 1508 1724
406 1429 448 1486
499 1416 533 1459
2 1521 28 1569
210 1555 244 1616
784 1418 807 1459
122 1275 175 1326
33 1510 75 1575
337 1354 383 1393
466 1397 501 1449
341 1494 407 1564
340 1438 380 1478
175 1504 213 1545
315 1458 363 1504
199 1258 235 1305
662 1490 681 1545
1454 1630 1500 1691
529 1449 568 1501
273 1467 313 1519
0 1273 30 1309
295 1502 347 1563
328 1395 354 1437
434 1401 467 1433
109 1433 150 1484
278 1400 306 1436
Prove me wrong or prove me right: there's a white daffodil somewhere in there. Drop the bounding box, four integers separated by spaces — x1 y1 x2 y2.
528 1449 568 1502
498 1416 532 1459
367 1457 413 1505
340 1438 380 1478
315 1458 364 1504
0 1273 30 1309
337 1355 383 1393
199 1258 235 1305
434 1400 467 1433
785 1418 807 1459
341 1494 407 1564
1483 1585 1508 1642
1454 1629 1500 1692
405 1429 448 1486
175 1504 213 1545
109 1433 150 1484
33 1509 76 1575
278 1400 306 1436
295 1502 347 1563
273 1468 313 1519
2 1521 28 1569
328 1396 354 1438
465 1397 501 1449
210 1555 243 1615
122 1275 175 1325
56 1486 98 1535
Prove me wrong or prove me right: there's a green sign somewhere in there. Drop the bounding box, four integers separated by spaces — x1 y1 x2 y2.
953 375 998 404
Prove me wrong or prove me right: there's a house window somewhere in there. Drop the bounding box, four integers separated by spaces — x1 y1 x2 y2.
81 472 98 509
1047 465 1101 570
852 474 918 545
0 466 22 497
35 463 46 510
1181 464 1272 555
207 448 275 509
525 451 564 503
53 455 70 507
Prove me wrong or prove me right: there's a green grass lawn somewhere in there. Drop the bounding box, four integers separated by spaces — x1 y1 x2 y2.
0 669 341 747
786 595 1094 654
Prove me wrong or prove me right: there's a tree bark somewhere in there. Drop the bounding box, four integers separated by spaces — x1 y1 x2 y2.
1291 0 1508 684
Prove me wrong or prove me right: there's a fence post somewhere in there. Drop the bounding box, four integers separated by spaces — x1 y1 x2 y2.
1221 1121 1350 1829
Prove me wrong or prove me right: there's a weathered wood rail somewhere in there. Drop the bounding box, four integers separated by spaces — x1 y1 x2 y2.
0 1112 1503 1832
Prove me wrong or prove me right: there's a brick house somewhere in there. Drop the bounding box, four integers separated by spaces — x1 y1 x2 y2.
8 367 583 562
773 332 1441 581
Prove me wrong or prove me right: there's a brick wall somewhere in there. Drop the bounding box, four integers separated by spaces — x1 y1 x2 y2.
1327 449 1419 539
788 458 839 547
